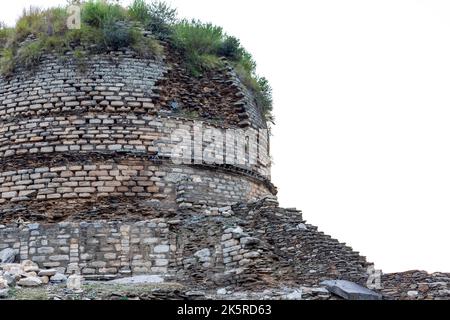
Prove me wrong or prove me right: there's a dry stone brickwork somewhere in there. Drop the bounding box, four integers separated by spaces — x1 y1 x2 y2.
0 50 266 129
0 197 372 288
0 52 166 121
0 160 272 210
0 47 378 295
0 114 271 177
0 219 171 279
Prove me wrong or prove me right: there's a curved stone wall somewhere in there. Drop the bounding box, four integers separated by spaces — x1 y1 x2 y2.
0 50 274 220
0 159 271 207
0 114 271 177
0 53 166 121
0 51 267 129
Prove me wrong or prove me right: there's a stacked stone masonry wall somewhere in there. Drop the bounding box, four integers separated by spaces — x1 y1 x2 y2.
0 50 273 212
0 197 370 287
0 49 295 286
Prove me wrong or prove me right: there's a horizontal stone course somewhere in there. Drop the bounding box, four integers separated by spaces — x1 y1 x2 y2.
0 49 281 287
0 115 270 177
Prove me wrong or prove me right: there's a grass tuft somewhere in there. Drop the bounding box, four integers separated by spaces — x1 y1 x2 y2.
16 40 43 68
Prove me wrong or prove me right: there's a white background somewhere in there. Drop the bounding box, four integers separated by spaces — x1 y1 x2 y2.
1 0 450 273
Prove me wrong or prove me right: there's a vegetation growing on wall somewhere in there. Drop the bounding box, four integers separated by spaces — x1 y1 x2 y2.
0 0 273 122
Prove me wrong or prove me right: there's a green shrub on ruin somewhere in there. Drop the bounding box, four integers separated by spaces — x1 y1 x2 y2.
16 40 43 69
128 0 177 39
81 0 126 28
0 48 14 75
64 24 105 49
172 20 224 75
0 0 274 122
146 1 177 39
128 0 152 25
0 23 13 48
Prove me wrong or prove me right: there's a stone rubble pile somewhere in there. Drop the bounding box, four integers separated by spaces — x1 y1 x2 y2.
0 248 83 298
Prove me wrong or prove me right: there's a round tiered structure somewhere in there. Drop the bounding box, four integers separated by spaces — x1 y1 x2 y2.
0 47 284 280
0 47 275 222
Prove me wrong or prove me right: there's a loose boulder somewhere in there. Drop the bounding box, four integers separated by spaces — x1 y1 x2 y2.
1 264 24 279
2 273 16 287
40 276 50 285
50 273 67 283
22 260 40 273
320 280 382 300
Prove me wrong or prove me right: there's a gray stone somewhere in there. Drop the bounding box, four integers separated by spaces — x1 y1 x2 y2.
296 223 307 230
0 248 17 263
194 248 211 261
50 273 68 283
0 288 9 299
18 277 42 287
185 291 205 297
216 288 227 295
154 245 169 253
1 264 24 278
38 269 57 277
2 273 16 287
67 274 83 291
320 280 382 300
243 251 260 259
109 275 164 285
27 223 40 230
285 290 303 300
407 290 419 298
225 226 243 235
240 237 260 246
23 265 40 273
311 287 329 295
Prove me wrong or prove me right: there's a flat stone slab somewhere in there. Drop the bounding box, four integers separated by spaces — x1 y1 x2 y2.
38 269 57 277
320 280 382 300
108 275 164 285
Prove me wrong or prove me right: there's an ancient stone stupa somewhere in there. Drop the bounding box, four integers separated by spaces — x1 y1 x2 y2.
0 1 448 300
